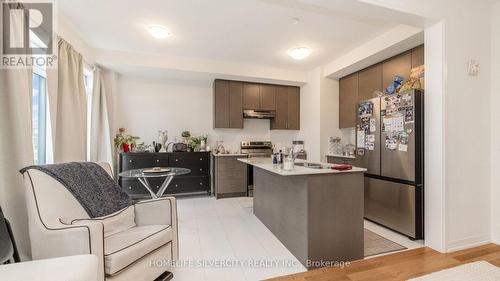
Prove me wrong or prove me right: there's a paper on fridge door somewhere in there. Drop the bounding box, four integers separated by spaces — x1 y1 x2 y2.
357 130 366 148
370 118 376 132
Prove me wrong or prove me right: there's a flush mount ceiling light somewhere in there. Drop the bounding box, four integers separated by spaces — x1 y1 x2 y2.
146 24 171 39
288 47 311 60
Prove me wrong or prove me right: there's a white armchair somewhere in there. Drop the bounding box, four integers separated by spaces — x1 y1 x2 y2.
21 163 178 281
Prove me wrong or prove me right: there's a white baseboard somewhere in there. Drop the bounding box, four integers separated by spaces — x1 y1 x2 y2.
446 235 491 252
492 234 500 245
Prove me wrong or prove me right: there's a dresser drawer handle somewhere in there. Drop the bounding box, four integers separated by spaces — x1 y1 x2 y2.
200 158 203 161
129 160 133 163
156 159 160 163
128 186 132 190
175 184 178 187
199 182 203 186
175 159 179 162
199 168 203 171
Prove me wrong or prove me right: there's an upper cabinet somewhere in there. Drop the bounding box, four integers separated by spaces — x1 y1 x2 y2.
259 84 276 110
358 63 382 102
287 86 300 130
411 45 424 68
271 86 300 130
338 45 424 128
339 73 358 129
243 83 260 109
382 51 412 89
214 80 243 129
214 80 299 130
243 83 276 110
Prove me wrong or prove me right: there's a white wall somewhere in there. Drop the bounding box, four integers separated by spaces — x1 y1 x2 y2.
115 76 300 154
320 74 339 162
298 68 322 162
491 2 500 244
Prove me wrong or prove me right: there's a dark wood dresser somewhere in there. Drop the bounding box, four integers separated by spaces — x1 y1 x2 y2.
119 152 211 199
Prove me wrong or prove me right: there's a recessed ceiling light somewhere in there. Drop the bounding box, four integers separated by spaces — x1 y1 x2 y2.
288 47 311 60
146 24 171 39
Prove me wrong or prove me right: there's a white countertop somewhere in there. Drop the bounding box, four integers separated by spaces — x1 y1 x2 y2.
238 158 366 176
212 152 248 157
326 154 356 159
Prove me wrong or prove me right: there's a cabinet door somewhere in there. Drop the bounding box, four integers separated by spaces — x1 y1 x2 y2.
228 81 243 128
358 63 382 102
243 83 260 109
214 80 229 128
287 86 300 130
271 86 288 129
216 157 247 195
382 51 412 89
260 84 276 110
339 73 358 128
411 45 424 68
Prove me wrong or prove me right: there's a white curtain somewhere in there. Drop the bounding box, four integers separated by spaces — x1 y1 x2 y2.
47 38 87 163
0 3 34 260
90 66 113 164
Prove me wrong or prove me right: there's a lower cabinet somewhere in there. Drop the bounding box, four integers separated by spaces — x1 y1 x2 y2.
119 152 211 199
213 155 248 199
326 155 358 166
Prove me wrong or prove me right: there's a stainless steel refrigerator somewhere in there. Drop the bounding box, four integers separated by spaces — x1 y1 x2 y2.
356 89 423 240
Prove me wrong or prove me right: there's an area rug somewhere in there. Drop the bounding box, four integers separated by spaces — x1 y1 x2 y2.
364 229 406 257
408 261 500 281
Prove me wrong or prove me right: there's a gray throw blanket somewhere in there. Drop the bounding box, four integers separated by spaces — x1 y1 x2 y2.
20 162 131 218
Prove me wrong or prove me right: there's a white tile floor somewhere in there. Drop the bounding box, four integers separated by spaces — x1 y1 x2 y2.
170 196 423 281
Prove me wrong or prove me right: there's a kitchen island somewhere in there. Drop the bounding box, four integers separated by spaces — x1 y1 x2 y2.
238 158 366 269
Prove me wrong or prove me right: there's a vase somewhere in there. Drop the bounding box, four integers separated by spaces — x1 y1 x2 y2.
200 140 206 151
122 143 130 153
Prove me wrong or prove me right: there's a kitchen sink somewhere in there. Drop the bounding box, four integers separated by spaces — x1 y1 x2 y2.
294 162 328 169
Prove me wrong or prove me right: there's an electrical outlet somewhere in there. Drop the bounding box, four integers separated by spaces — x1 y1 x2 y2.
467 59 480 76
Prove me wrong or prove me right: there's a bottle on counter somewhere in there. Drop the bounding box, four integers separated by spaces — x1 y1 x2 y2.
272 153 278 164
283 154 295 171
278 150 283 164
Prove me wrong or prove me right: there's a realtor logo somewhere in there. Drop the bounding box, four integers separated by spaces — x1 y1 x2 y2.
1 1 55 68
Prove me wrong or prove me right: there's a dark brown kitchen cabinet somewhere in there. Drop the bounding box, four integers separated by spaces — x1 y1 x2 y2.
339 46 424 129
358 63 382 102
382 51 412 89
243 83 260 109
214 79 300 130
228 81 243 128
271 86 300 130
339 73 358 128
259 84 276 110
243 83 276 110
271 86 288 129
214 79 243 129
411 45 424 68
213 155 248 199
287 86 300 130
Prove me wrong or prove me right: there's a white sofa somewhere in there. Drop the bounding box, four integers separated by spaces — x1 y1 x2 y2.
21 163 178 281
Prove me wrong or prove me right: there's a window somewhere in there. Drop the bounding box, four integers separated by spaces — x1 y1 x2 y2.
30 30 51 164
84 67 93 161
32 71 48 164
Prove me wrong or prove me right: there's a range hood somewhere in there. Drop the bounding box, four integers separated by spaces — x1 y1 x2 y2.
243 109 276 119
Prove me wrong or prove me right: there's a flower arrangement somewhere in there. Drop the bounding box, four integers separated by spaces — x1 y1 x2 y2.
187 136 201 152
114 128 140 153
185 134 208 152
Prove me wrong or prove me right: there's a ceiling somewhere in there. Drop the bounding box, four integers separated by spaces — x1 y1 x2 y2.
58 0 398 71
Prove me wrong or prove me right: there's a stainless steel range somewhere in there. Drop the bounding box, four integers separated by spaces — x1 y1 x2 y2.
240 141 273 158
241 141 273 196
